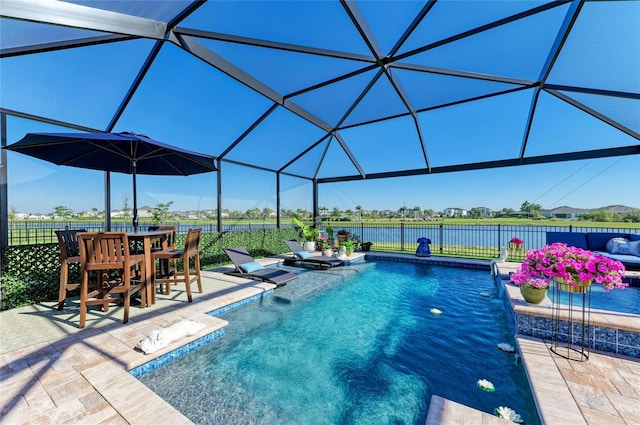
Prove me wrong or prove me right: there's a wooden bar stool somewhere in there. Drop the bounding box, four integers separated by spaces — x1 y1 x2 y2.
152 228 202 302
55 229 86 310
77 232 145 328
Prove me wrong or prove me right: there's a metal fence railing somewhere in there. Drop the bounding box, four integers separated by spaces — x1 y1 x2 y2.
321 222 639 260
4 220 638 260
4 220 291 246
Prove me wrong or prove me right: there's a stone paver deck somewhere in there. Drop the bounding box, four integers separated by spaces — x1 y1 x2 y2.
1 254 639 424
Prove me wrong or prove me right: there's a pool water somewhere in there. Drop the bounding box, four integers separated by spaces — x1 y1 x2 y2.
557 282 640 315
139 261 540 425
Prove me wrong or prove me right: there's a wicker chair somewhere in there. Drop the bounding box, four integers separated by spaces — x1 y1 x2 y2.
77 232 145 328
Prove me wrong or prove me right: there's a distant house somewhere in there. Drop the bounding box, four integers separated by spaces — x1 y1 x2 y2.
11 212 28 220
541 206 587 219
474 207 493 218
444 207 467 217
28 213 48 220
137 206 153 217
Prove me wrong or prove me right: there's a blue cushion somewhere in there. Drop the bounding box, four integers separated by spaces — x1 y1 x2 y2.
546 232 588 249
296 250 313 259
239 261 264 273
586 232 630 251
625 240 640 257
606 237 630 254
595 251 640 265
629 233 640 242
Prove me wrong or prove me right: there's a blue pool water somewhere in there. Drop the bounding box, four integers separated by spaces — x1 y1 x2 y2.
557 282 640 314
139 261 540 425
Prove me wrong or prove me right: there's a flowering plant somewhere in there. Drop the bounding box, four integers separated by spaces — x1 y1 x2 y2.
511 277 551 290
510 237 524 245
316 235 329 250
510 243 627 291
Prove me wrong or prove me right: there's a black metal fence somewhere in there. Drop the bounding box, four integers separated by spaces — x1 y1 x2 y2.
321 222 639 261
5 220 289 246
4 220 638 261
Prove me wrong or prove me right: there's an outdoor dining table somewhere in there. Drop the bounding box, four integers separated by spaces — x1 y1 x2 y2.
128 229 173 306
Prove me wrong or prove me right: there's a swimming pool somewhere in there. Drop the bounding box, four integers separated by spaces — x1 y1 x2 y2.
139 261 540 424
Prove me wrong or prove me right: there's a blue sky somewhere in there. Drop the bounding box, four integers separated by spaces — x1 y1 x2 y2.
1 1 639 215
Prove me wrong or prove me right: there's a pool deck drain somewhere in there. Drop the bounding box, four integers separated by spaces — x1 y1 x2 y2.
1 253 638 424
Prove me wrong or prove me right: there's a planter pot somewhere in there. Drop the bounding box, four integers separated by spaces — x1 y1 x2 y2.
346 250 353 257
322 249 333 257
303 241 316 251
519 286 548 304
360 243 372 252
553 278 593 294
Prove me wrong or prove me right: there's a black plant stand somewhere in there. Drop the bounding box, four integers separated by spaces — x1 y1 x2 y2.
550 279 592 362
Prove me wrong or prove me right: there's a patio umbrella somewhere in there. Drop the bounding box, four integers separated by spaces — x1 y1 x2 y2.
5 131 217 231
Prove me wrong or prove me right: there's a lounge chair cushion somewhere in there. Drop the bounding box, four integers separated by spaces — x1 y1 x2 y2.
239 261 265 273
297 250 313 259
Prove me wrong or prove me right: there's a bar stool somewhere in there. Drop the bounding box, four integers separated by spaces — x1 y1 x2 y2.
77 232 145 328
152 228 202 302
55 229 86 310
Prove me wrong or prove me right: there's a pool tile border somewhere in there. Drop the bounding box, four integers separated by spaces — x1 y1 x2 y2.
500 278 640 358
129 328 225 378
364 253 489 270
208 289 274 317
129 289 277 379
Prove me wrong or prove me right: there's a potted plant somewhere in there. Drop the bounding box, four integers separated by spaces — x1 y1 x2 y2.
510 242 627 294
512 277 551 304
337 229 350 244
316 236 333 256
340 240 354 257
360 241 373 251
325 224 335 247
292 214 322 251
509 237 524 251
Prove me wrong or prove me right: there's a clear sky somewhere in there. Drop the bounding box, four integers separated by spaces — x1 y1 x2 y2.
1 1 639 216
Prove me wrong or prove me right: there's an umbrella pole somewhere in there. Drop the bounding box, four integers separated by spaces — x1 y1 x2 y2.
132 161 138 232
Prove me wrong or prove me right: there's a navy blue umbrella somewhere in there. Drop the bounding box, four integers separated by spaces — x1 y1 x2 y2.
5 131 217 231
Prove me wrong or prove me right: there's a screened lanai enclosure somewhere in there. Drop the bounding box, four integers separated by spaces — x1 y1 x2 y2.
1 0 639 245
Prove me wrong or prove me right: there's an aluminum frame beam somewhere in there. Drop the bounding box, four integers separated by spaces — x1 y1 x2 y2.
318 146 640 184
1 0 168 39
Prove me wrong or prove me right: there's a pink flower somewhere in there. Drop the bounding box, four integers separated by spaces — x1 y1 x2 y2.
510 237 524 244
510 243 627 291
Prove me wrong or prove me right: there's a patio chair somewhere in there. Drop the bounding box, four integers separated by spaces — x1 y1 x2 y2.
152 228 203 302
77 232 145 328
148 225 177 278
284 240 345 269
55 229 86 310
223 247 297 287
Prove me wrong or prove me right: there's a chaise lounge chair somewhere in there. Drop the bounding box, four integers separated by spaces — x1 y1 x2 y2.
223 247 298 287
284 240 345 269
